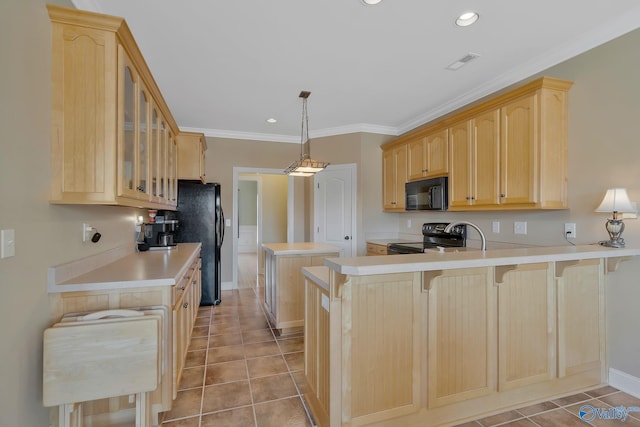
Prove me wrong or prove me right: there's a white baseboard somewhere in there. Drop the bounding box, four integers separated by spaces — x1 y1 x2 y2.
609 368 640 398
221 281 235 291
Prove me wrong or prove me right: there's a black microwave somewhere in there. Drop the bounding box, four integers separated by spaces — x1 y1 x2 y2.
405 177 448 211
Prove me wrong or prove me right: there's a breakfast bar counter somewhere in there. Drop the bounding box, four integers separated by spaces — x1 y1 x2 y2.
303 245 640 427
325 244 640 276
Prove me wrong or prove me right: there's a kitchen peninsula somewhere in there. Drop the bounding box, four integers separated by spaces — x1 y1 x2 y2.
303 245 640 427
262 243 342 335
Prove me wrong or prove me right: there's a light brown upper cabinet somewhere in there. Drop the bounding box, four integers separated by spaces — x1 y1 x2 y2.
383 76 573 212
382 144 407 211
48 5 180 210
176 131 207 183
448 109 501 208
407 129 449 181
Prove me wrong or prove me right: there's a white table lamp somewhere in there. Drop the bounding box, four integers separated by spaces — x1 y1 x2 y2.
595 188 635 248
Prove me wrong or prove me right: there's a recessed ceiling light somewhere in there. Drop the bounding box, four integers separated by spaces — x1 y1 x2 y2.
266 118 277 124
361 0 382 5
455 11 479 27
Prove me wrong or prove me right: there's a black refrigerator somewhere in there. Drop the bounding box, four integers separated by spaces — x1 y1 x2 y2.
174 181 224 305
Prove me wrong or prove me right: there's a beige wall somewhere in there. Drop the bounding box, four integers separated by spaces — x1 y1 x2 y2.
260 174 288 244
0 0 148 425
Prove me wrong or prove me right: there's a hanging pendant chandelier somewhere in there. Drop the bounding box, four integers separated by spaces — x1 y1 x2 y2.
284 91 329 176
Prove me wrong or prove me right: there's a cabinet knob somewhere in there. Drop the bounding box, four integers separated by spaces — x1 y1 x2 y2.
344 236 351 240
179 286 185 290
183 302 189 309
500 194 506 198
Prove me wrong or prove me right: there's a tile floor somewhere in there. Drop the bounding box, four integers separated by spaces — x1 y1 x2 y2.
453 386 640 426
161 259 640 427
161 287 313 427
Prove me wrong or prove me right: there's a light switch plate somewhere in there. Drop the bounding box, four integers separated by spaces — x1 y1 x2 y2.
492 221 500 233
1 229 16 259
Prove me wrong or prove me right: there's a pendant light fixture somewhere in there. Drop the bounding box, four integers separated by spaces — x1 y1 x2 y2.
284 91 329 177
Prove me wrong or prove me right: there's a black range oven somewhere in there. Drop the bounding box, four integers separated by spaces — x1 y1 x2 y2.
386 222 466 255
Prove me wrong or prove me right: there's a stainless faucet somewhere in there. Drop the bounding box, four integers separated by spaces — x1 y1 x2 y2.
444 221 487 251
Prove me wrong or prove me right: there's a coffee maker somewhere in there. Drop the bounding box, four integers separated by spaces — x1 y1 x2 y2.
143 220 178 249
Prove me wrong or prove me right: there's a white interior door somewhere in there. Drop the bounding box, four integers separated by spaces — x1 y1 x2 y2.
314 164 356 257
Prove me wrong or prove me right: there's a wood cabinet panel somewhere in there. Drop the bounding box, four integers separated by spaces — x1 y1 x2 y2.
473 109 501 206
348 273 421 422
426 129 449 177
51 22 115 202
497 263 555 391
426 268 496 408
407 137 427 181
177 131 207 183
366 243 387 256
448 121 472 208
304 279 331 427
407 131 448 182
382 145 407 211
557 259 604 377
500 95 537 205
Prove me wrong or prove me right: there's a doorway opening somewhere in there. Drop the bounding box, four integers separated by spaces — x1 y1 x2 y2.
232 168 295 290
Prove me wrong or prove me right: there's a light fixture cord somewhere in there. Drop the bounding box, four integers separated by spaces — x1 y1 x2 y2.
300 97 309 159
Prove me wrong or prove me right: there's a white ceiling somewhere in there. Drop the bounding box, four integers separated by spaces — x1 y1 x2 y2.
74 0 640 143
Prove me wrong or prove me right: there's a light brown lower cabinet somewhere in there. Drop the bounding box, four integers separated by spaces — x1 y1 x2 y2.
48 253 201 426
263 248 340 335
304 260 607 427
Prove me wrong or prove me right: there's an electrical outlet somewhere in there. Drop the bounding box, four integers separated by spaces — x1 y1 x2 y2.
407 218 412 228
514 221 527 235
564 223 576 239
492 221 500 233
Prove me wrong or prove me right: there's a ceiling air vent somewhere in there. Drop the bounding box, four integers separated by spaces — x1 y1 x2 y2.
446 53 480 71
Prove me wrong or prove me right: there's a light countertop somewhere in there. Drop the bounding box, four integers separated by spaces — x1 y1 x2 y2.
302 266 330 292
262 242 343 256
324 244 640 276
48 243 202 293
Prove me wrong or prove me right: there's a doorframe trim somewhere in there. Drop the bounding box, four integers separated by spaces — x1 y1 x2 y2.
232 167 294 290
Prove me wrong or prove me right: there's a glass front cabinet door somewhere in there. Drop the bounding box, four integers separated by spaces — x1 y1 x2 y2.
118 50 139 200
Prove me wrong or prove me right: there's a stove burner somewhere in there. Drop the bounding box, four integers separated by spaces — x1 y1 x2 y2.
387 222 467 255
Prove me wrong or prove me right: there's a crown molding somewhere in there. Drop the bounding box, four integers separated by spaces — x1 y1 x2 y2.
180 123 398 143
398 4 640 134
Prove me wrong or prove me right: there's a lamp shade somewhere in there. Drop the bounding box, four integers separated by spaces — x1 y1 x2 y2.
595 188 635 213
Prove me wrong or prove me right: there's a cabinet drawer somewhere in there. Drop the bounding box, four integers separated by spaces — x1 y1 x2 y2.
366 243 387 256
172 257 201 304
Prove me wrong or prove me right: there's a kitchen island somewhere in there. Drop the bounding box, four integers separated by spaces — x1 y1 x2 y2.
47 243 202 427
262 242 342 335
303 244 640 427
